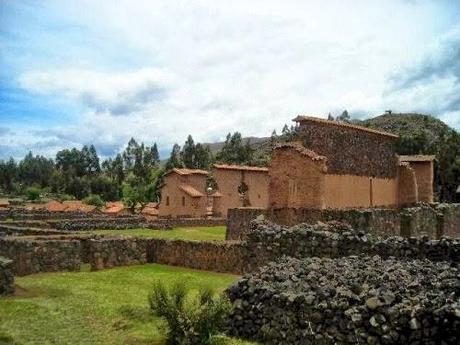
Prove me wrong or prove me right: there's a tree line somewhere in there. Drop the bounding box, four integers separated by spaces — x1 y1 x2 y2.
0 129 293 206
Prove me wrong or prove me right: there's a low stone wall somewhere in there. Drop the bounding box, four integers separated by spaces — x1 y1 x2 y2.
228 256 460 344
245 221 460 270
0 237 81 276
0 220 51 228
0 224 70 237
146 239 246 274
52 216 148 231
227 203 460 240
0 256 14 295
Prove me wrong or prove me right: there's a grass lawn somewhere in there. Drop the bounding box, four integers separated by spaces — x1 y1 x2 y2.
0 264 254 345
87 226 227 241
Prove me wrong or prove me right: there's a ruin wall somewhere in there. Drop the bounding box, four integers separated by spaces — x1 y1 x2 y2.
0 256 14 295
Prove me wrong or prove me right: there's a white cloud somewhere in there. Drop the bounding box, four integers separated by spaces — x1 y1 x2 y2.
3 0 460 159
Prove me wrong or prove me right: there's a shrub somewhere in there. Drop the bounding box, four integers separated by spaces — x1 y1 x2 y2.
25 186 41 201
149 281 231 345
83 194 105 208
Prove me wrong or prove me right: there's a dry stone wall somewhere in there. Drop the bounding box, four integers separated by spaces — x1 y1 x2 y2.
0 237 81 276
228 256 460 344
146 238 246 274
0 256 14 295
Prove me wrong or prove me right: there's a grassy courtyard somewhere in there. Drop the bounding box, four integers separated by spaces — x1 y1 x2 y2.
0 264 253 345
88 226 227 241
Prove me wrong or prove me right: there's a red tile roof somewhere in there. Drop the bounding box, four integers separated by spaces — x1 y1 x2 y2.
399 155 436 162
44 200 68 212
62 200 96 212
0 199 9 207
142 202 159 216
165 168 209 176
103 201 125 214
274 142 327 162
213 164 269 172
293 115 399 139
179 184 205 197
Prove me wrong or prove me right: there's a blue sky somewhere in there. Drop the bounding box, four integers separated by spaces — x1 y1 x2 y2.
1 0 460 160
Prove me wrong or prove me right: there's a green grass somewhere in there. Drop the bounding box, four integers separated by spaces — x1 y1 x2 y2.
88 226 227 241
0 264 254 345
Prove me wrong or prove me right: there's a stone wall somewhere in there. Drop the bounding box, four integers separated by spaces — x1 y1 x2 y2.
0 237 81 276
297 118 398 178
0 209 137 221
228 256 459 344
146 238 246 274
0 224 69 237
226 204 460 240
86 238 147 270
0 256 14 295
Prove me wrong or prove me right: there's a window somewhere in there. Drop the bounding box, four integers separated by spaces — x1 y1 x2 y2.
182 196 186 206
166 196 170 206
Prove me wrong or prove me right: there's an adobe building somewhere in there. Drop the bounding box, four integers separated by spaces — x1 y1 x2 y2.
213 164 269 217
399 155 435 203
158 168 209 218
269 116 435 209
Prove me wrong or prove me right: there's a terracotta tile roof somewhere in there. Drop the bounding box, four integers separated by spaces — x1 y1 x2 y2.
399 155 436 162
293 115 399 139
165 168 209 176
179 184 205 197
142 202 159 216
62 200 96 212
103 201 125 214
274 142 327 162
25 203 46 211
0 199 10 207
44 200 68 212
213 164 269 172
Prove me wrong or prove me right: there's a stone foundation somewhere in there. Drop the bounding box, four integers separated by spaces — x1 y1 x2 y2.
226 203 460 240
0 256 14 295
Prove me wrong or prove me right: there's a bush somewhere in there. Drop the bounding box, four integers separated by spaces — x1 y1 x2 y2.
83 194 105 208
149 281 231 345
25 186 41 201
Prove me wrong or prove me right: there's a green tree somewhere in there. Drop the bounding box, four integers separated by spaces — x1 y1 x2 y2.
337 110 351 122
215 132 254 165
122 174 149 213
0 158 17 192
83 194 105 208
165 144 183 171
25 186 41 201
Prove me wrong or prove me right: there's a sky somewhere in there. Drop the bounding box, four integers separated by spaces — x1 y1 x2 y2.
1 0 460 160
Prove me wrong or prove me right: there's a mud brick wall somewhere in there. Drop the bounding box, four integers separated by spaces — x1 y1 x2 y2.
0 256 14 295
0 238 81 276
146 239 247 274
298 121 398 178
86 238 148 271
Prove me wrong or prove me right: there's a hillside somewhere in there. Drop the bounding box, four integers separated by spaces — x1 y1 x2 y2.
360 113 456 154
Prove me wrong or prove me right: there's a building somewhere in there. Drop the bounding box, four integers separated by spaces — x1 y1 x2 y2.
158 168 209 218
0 199 10 209
102 201 128 215
398 155 435 203
62 200 97 213
269 116 434 209
213 164 269 217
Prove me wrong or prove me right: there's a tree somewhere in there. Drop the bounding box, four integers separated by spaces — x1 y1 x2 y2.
122 174 149 213
165 144 183 171
215 132 254 165
327 113 334 121
0 158 17 192
181 135 196 169
193 143 212 170
83 194 105 208
337 110 351 123
25 186 41 201
17 152 54 188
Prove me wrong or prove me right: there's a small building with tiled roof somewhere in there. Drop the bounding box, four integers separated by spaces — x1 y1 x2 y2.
0 199 10 208
62 200 97 213
141 202 159 219
44 200 68 212
212 164 269 217
102 201 128 215
158 168 210 218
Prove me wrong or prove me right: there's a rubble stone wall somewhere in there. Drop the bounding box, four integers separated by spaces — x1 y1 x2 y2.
0 237 81 276
146 238 246 274
0 256 14 295
228 256 459 344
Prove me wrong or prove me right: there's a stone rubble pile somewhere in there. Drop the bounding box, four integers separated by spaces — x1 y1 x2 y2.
228 255 460 344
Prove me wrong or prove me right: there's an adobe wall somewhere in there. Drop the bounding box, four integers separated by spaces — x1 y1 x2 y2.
269 147 326 209
0 237 82 276
214 169 269 218
397 163 418 205
298 121 398 178
410 161 434 203
0 256 14 295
